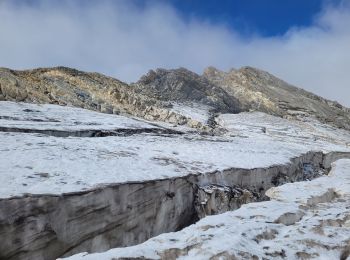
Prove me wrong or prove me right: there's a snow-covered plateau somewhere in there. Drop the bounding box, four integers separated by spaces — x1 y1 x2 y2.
0 101 350 198
1 101 350 260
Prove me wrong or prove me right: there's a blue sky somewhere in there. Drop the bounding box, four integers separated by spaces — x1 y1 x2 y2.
0 0 349 105
19 0 339 36
167 0 328 36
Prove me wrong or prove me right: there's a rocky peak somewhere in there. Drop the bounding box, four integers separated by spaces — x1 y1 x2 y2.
137 69 158 85
134 67 242 113
202 66 225 80
0 65 349 131
203 66 350 130
136 67 200 91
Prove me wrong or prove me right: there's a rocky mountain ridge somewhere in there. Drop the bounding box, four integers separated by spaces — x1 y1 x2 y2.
1 65 349 131
203 66 350 127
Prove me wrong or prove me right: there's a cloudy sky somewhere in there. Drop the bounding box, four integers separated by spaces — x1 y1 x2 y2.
0 0 349 106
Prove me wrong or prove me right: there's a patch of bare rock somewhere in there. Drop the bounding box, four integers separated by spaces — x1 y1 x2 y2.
1 65 350 131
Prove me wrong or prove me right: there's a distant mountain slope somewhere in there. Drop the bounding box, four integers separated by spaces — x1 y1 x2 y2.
203 66 350 129
134 68 242 114
0 66 349 130
0 66 156 115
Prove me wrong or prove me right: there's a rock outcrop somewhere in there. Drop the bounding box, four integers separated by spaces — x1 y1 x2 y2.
0 67 195 128
134 68 241 114
1 65 350 130
203 66 350 129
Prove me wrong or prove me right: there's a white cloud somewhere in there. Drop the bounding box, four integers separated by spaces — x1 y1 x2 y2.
0 0 349 106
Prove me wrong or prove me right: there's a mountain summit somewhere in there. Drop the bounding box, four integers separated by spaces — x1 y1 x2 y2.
0 66 349 130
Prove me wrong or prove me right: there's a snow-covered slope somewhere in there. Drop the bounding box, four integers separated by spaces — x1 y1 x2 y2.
0 101 160 132
1 101 350 260
64 158 350 260
1 102 350 198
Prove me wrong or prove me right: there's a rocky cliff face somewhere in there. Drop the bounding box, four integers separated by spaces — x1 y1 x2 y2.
0 67 157 115
1 65 349 131
134 68 241 114
203 66 350 129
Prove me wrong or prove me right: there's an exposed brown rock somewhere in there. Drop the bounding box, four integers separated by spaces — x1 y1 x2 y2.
203 66 350 130
1 65 349 131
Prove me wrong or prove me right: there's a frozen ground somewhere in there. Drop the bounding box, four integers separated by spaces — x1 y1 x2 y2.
64 158 350 260
217 112 350 147
0 102 350 198
0 132 307 198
